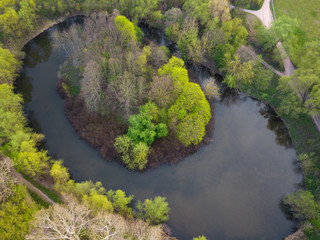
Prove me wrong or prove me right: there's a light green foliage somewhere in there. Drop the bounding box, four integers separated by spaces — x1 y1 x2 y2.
183 0 210 25
131 142 150 171
193 236 207 240
0 84 25 143
277 41 320 117
168 82 211 146
158 56 188 93
68 180 114 213
0 47 21 84
15 139 49 177
252 62 273 90
223 54 254 89
277 92 307 119
115 15 138 44
114 135 132 164
127 102 168 146
221 18 248 54
0 0 36 39
136 196 170 225
107 189 133 217
136 46 151 74
50 160 70 189
0 84 49 176
129 0 160 22
271 16 300 44
299 153 318 176
115 135 150 171
0 185 37 240
284 190 320 221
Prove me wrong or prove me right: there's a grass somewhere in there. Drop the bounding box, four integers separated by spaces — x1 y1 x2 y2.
274 0 320 41
27 189 50 208
21 173 62 204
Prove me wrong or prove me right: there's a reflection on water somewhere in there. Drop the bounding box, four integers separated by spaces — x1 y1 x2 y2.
15 17 302 240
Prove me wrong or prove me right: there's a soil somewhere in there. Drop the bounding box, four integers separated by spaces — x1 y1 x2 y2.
57 68 214 170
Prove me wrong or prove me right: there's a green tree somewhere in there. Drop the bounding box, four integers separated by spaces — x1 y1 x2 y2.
168 82 211 146
158 56 189 97
127 102 168 146
0 84 25 144
131 142 149 171
14 139 50 177
183 0 210 25
223 54 254 89
107 189 134 217
50 160 70 190
0 47 20 85
0 185 37 240
193 236 207 240
115 15 138 44
284 190 320 220
136 196 170 224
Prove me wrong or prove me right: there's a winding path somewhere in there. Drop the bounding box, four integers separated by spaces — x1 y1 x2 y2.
231 0 320 133
230 0 295 76
12 170 56 205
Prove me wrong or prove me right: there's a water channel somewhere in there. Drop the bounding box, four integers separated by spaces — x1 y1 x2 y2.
16 17 302 240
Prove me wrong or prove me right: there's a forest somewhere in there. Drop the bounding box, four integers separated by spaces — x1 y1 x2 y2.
0 0 320 239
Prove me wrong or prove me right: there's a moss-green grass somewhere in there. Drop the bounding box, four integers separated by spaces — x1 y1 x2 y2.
21 173 62 204
27 189 50 208
274 0 320 41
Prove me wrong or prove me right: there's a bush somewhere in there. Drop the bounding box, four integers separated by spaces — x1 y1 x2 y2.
136 196 170 224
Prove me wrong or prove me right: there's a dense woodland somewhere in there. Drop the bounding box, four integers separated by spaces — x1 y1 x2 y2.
0 0 320 239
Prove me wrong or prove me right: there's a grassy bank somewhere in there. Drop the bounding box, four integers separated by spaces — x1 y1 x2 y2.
241 76 320 157
274 0 320 41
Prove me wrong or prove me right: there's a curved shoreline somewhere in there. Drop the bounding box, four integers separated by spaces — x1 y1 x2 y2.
17 14 302 239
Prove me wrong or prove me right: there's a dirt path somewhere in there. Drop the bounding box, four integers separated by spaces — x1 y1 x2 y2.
230 0 295 76
231 0 320 137
239 45 284 77
12 170 55 205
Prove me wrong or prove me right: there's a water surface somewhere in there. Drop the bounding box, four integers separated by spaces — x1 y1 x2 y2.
16 18 301 240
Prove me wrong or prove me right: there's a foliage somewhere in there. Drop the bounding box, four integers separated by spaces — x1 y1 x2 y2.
107 189 134 217
0 185 37 240
252 62 274 90
0 46 21 84
115 135 150 171
183 0 210 25
136 196 170 225
223 54 254 89
50 160 70 190
168 82 211 146
193 236 207 240
115 15 138 44
127 102 168 146
0 84 49 176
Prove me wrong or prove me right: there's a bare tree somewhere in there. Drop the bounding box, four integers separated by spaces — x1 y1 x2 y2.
27 195 92 240
209 0 231 22
202 77 221 100
0 157 16 203
110 71 137 119
90 212 126 240
81 60 102 112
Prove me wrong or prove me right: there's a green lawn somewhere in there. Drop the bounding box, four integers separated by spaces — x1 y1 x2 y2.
274 0 320 41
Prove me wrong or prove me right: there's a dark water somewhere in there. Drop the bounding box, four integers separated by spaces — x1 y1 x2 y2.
16 18 301 240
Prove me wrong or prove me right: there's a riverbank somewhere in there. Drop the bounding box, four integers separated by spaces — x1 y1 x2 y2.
57 67 214 170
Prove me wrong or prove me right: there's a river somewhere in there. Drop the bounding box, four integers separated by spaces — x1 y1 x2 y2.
16 17 301 240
